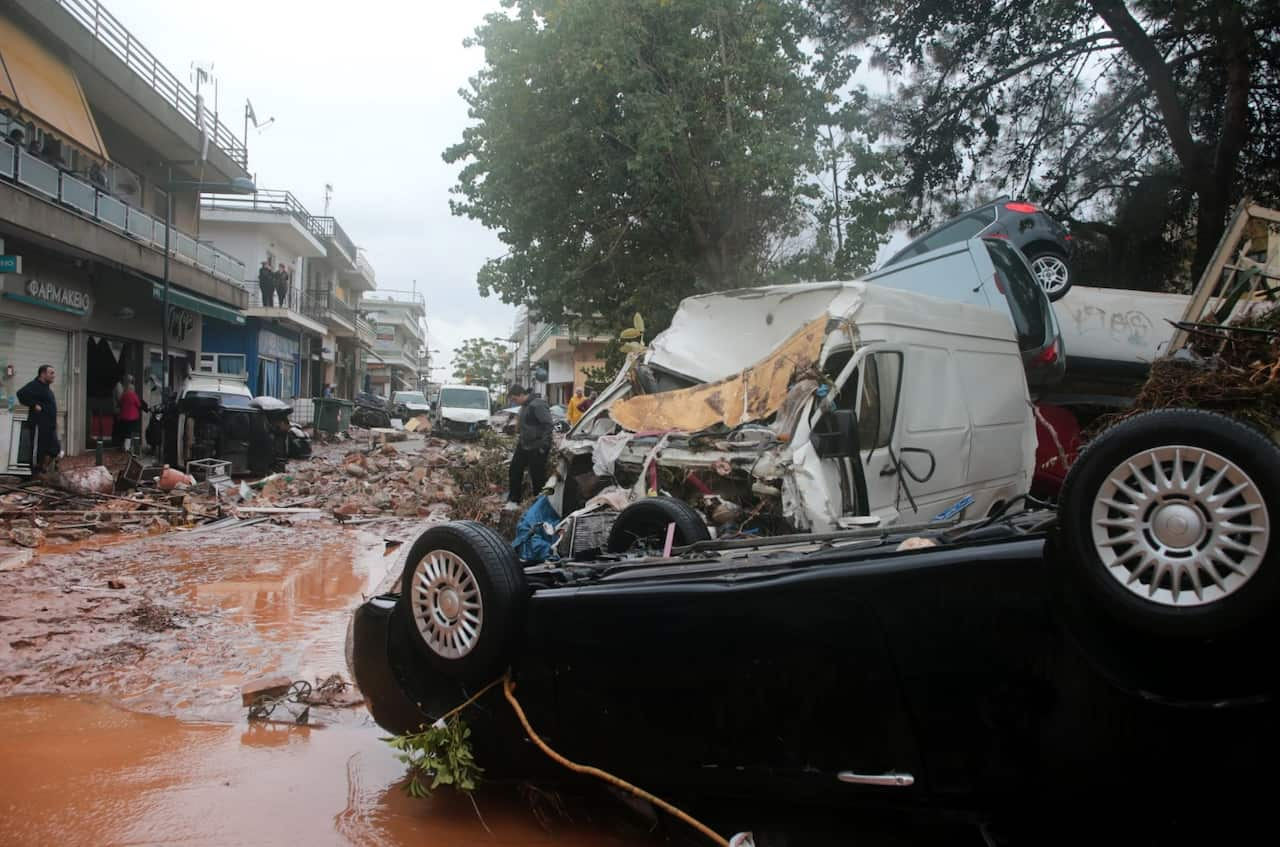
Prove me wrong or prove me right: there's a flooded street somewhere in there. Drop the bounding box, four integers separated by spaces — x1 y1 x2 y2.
0 524 658 846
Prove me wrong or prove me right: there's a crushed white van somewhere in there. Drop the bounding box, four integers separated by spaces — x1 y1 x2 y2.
551 274 1037 540
432 384 493 438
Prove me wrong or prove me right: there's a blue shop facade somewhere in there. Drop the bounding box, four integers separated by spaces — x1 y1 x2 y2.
201 318 301 399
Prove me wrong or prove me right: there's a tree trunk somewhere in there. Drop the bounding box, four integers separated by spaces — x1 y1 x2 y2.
1192 183 1230 284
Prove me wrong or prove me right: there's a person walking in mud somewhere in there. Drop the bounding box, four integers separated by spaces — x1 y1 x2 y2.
16 364 60 478
505 384 553 510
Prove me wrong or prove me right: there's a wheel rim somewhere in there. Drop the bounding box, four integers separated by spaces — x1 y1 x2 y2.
1030 254 1069 294
409 549 483 658
1090 446 1269 608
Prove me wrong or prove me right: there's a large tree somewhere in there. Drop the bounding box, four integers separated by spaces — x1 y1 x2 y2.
445 0 830 330
813 0 1280 281
451 338 512 396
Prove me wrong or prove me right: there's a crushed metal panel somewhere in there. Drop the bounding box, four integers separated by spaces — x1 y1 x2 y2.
646 283 845 383
610 317 828 433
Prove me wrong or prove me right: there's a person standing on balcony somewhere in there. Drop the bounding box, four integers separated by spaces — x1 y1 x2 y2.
258 259 276 307
276 263 292 309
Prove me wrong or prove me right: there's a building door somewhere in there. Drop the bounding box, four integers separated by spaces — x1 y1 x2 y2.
2 321 70 473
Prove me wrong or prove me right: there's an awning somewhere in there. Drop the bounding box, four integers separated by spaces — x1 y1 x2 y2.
0 13 109 159
151 283 245 325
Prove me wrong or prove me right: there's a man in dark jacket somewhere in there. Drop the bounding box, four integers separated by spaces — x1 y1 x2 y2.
16 364 60 476
257 259 276 307
506 384 554 508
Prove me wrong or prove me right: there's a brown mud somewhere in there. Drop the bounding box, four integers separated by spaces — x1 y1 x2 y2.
0 522 660 845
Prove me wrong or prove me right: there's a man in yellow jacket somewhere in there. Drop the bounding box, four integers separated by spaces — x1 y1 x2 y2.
566 386 587 427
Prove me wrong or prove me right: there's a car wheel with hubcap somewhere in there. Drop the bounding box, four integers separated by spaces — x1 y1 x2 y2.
1058 409 1278 638
397 521 527 681
1025 250 1072 301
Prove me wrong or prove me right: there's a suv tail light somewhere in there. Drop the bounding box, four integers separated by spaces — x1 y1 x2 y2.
983 232 1009 239
1004 202 1039 213
1037 340 1060 365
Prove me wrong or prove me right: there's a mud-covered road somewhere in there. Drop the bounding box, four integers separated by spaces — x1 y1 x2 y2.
0 518 664 846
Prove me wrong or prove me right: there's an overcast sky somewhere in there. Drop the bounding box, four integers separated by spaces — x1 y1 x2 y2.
103 0 511 379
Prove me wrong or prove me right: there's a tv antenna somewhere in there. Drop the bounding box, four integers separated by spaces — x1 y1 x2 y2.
323 183 333 215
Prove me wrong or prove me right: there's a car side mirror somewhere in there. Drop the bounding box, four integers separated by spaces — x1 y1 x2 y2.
813 409 860 459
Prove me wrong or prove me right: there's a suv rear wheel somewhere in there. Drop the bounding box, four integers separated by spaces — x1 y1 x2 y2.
1025 250 1072 300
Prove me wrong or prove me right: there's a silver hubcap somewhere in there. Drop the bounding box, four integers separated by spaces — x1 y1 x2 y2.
409 549 483 659
1091 446 1269 607
1030 255 1069 294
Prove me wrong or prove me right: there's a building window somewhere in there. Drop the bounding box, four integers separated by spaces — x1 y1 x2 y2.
258 357 278 397
198 353 247 376
279 362 295 400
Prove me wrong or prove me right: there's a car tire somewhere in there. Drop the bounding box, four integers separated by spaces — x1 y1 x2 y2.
1058 409 1278 638
397 521 527 682
1025 249 1072 301
606 496 711 554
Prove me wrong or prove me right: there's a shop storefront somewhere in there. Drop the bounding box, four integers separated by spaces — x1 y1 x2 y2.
0 242 230 469
202 319 301 400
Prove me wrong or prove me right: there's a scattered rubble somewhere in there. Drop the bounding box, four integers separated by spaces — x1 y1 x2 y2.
0 428 519 555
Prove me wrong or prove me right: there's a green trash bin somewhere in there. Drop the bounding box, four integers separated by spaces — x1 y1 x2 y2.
314 398 354 434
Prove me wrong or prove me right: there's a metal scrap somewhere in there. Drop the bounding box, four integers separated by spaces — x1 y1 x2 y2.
609 317 828 433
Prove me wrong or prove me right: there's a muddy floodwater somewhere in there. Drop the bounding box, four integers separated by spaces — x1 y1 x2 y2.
0 525 658 846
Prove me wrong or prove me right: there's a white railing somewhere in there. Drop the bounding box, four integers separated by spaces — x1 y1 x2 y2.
96 191 127 230
1 143 248 286
125 206 154 241
59 172 96 215
17 149 59 197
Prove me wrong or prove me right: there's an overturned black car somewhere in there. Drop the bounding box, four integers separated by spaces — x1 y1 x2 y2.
350 409 1279 838
153 375 310 475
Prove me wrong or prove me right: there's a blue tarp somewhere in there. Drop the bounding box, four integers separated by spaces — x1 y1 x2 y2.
512 496 560 564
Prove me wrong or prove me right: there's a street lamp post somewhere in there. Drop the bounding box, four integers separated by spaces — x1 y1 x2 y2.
160 167 255 393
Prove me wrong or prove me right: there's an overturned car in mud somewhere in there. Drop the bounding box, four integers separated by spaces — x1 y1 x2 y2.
351 264 1280 835
352 404 1279 835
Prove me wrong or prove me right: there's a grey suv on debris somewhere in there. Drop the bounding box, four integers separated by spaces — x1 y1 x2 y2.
882 198 1075 300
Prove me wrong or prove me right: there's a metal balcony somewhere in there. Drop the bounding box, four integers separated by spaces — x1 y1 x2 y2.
54 0 248 166
313 216 357 266
3 139 246 285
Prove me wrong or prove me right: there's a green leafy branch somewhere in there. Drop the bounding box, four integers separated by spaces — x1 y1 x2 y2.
385 715 483 800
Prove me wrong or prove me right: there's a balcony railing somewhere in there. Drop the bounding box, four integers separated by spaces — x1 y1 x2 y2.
201 190 323 239
55 0 248 167
353 247 376 285
2 142 247 286
313 216 357 263
302 290 356 326
248 285 302 311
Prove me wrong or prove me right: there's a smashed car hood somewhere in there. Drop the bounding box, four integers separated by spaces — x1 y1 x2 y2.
645 282 852 383
611 317 828 433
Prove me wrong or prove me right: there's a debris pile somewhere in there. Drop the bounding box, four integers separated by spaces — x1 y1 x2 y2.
1106 304 1280 434
0 474 196 554
0 430 518 564
222 432 515 528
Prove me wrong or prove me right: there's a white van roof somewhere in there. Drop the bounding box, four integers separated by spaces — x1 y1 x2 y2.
439 384 490 392
647 279 1018 384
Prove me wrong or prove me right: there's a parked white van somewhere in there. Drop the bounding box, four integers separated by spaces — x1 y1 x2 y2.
432 384 493 438
553 271 1036 537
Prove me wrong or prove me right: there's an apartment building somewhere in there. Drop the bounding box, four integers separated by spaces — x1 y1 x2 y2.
1 0 252 469
506 306 609 405
196 190 377 401
360 293 425 399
